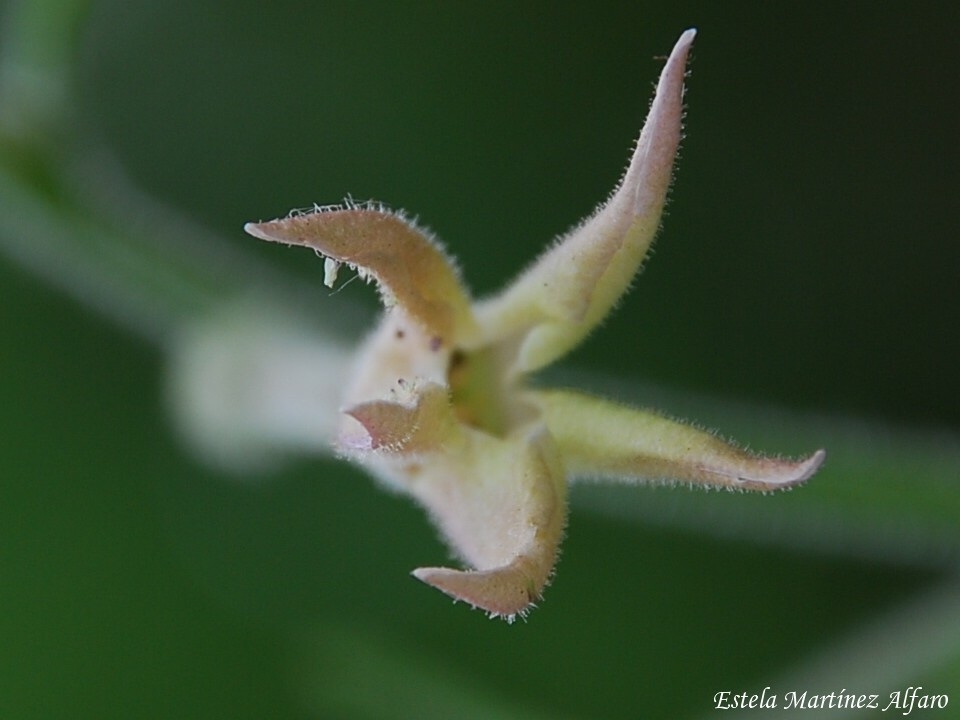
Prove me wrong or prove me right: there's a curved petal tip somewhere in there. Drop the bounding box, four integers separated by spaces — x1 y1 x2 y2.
242 221 269 241
412 564 541 622
792 448 827 484
738 448 827 492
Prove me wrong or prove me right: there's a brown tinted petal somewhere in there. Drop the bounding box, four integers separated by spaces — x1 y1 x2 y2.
410 426 567 620
245 206 477 344
339 381 456 454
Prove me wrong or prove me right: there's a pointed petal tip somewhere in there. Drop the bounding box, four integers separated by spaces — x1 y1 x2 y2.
245 219 299 247
339 401 412 453
743 448 826 492
335 422 373 452
412 566 537 621
795 448 827 483
679 28 697 45
243 221 271 241
340 404 382 449
662 28 696 74
338 384 455 455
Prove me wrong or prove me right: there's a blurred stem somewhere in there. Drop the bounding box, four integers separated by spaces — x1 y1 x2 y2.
0 160 238 343
0 0 200 341
0 0 90 142
0 0 314 344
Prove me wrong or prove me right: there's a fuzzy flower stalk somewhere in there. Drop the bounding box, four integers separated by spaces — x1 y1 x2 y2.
245 29 824 621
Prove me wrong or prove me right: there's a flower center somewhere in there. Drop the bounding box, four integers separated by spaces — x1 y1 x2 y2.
448 345 533 438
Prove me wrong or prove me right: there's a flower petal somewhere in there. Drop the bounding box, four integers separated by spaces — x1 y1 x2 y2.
413 559 546 623
245 205 477 344
339 381 456 454
473 29 695 374
532 389 825 491
410 426 567 620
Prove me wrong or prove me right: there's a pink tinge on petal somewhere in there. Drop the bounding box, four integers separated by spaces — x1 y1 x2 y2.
413 556 547 621
620 28 696 220
245 207 476 344
711 448 826 491
340 382 455 454
472 30 697 375
404 426 567 619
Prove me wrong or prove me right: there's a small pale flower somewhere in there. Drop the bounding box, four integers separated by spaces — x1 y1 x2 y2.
244 29 824 621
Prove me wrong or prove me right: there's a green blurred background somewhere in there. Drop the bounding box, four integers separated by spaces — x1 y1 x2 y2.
1 2 958 718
